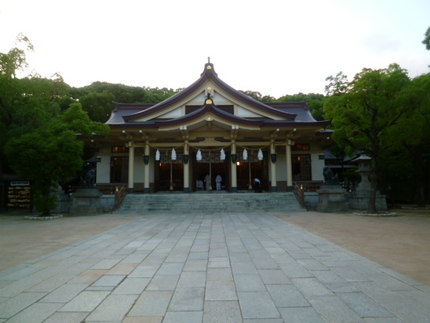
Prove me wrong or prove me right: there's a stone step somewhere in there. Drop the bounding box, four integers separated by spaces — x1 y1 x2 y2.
115 192 305 214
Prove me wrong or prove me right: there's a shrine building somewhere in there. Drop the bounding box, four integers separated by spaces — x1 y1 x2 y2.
93 61 331 193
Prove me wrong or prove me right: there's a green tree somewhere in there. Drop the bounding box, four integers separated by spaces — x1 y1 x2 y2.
325 72 349 96
0 33 34 78
80 92 115 122
261 95 276 102
277 92 326 121
5 103 109 216
324 64 414 213
70 82 179 105
240 90 262 101
0 74 70 173
0 35 70 175
423 26 430 50
379 72 430 205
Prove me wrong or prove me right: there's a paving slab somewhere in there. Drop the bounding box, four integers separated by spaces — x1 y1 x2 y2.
0 211 429 322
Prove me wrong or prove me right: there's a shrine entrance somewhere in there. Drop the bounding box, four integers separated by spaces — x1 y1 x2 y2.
194 152 229 191
235 151 267 191
154 152 184 191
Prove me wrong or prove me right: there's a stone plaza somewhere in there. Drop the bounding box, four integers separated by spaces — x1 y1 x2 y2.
0 211 429 322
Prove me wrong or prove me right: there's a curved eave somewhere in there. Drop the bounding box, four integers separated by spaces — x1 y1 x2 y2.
108 122 158 129
212 73 297 120
113 102 155 110
122 73 209 122
260 120 331 128
122 63 296 122
155 104 264 127
316 128 334 136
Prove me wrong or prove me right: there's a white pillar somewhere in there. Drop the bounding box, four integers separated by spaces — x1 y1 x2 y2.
231 140 237 192
286 140 294 191
183 141 190 193
270 141 277 192
144 141 150 193
128 141 135 193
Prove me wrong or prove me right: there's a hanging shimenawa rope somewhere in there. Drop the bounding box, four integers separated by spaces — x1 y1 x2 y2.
149 143 270 162
258 149 263 161
220 148 226 160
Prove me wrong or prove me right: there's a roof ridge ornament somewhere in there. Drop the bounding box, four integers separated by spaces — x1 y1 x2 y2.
201 60 216 76
205 86 214 105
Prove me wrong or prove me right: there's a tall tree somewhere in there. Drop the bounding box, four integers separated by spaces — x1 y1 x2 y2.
0 33 34 78
5 103 109 216
324 64 414 213
0 35 70 175
379 72 430 205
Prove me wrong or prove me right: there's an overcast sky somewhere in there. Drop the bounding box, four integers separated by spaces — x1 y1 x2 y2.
1 0 429 98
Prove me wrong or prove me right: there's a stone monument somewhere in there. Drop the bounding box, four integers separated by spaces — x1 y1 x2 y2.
69 168 104 216
316 167 349 212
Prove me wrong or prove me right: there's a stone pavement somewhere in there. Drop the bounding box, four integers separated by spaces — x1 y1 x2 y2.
0 212 429 322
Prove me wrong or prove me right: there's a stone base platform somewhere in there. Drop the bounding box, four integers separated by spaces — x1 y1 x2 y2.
316 185 349 213
24 214 63 220
70 188 104 216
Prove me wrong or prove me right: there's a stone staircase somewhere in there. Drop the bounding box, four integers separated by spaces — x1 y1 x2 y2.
115 192 306 214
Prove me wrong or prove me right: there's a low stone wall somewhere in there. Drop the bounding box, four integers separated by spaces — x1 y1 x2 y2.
52 194 73 213
303 190 388 211
348 191 387 210
50 192 114 214
100 195 115 212
304 192 319 210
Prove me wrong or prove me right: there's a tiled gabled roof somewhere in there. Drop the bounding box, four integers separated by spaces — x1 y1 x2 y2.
154 102 264 128
120 62 296 122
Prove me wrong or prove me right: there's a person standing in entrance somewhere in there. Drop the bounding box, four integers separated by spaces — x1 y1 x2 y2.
205 174 211 191
216 174 222 190
254 178 262 193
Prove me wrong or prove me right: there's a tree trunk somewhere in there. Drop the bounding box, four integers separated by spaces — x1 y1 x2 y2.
367 158 378 214
415 184 426 207
37 181 52 217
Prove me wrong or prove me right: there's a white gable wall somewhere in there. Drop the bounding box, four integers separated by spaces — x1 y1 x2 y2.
131 79 288 122
157 108 183 118
236 106 266 118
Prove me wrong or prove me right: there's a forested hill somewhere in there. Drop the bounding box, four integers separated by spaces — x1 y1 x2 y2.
71 82 325 123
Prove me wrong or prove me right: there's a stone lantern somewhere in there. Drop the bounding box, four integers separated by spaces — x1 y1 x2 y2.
355 155 372 192
348 155 387 210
